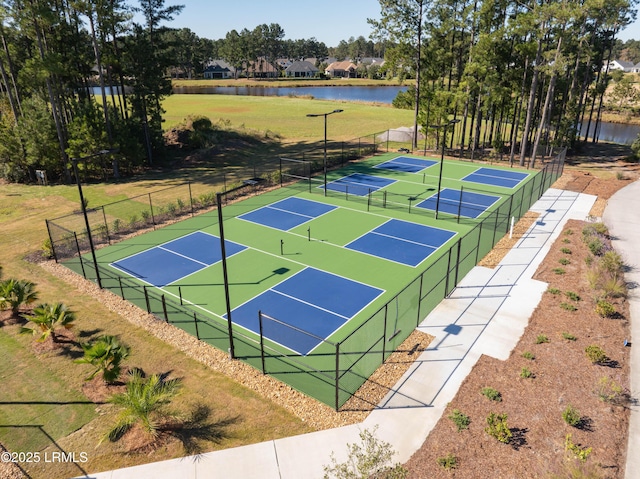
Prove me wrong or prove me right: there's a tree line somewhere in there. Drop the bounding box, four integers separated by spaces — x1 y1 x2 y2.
0 0 637 184
369 0 637 166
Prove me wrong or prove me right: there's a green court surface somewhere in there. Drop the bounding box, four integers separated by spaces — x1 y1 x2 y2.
62 152 558 409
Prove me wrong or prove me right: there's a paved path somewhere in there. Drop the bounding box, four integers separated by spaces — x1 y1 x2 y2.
602 179 640 479
79 188 599 479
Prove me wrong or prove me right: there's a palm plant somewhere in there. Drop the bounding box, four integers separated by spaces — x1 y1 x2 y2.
20 302 75 342
103 369 182 443
75 335 130 383
0 279 38 317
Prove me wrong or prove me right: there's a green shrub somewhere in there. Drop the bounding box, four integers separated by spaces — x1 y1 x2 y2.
600 251 624 276
585 345 607 364
595 300 616 318
565 229 573 236
561 247 572 254
585 255 594 267
565 291 580 302
176 198 186 210
595 376 625 403
112 218 122 233
562 332 577 341
553 267 566 275
565 434 592 463
41 239 54 259
520 367 533 379
485 413 512 444
522 351 535 360
560 302 577 312
587 238 604 256
562 238 571 244
602 277 627 299
166 202 177 217
140 210 150 223
481 387 502 402
437 453 458 471
559 258 571 265
536 334 550 344
448 409 471 432
547 287 561 295
128 214 139 227
562 405 581 427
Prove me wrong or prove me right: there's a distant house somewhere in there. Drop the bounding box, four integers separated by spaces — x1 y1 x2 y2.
276 58 292 69
359 57 385 67
203 60 234 79
285 60 319 78
244 57 279 78
605 60 635 72
325 61 357 78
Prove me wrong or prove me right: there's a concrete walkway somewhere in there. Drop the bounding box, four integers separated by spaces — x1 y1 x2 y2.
602 179 640 479
80 188 599 479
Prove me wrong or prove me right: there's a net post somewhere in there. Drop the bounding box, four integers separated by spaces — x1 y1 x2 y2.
73 232 86 279
193 312 200 340
335 341 340 412
148 193 156 230
143 286 151 313
367 188 371 211
259 310 266 374
457 186 464 223
345 184 348 200
161 294 169 322
383 190 387 208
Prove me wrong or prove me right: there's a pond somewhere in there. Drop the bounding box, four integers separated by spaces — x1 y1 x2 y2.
580 121 640 145
171 85 409 104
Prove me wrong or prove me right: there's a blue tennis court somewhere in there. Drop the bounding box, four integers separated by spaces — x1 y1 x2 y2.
228 268 384 355
345 219 456 267
463 167 528 188
238 197 337 231
324 173 396 196
111 231 246 287
416 188 501 219
374 156 438 173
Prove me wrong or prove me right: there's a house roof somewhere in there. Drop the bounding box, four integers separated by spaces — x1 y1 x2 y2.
325 61 357 71
612 60 635 69
244 57 278 73
285 61 319 73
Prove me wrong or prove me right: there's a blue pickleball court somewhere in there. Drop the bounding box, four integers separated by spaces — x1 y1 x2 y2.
111 231 246 287
463 167 529 188
345 219 456 267
324 173 396 196
416 188 501 219
238 197 337 231
228 268 384 355
374 156 438 173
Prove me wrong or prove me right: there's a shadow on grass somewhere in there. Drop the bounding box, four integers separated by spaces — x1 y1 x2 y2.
166 404 241 455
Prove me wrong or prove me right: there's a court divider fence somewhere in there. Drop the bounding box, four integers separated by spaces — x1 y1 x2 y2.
47 143 565 410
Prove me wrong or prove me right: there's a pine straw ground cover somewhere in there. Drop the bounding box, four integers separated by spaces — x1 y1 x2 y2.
404 163 639 478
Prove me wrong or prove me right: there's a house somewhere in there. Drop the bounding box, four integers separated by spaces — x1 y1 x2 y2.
605 60 635 72
359 57 385 67
276 58 292 69
203 60 234 79
325 61 357 78
285 60 319 78
244 57 279 79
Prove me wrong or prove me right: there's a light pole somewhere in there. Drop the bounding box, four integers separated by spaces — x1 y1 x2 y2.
70 149 117 289
306 109 343 195
430 119 460 219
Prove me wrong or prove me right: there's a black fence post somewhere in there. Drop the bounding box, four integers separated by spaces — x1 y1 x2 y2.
45 220 58 263
73 232 86 279
118 276 124 299
259 311 266 374
382 304 388 359
101 206 111 244
179 286 183 305
188 182 195 216
193 312 200 340
143 286 151 313
335 342 340 412
161 294 169 322
148 193 156 229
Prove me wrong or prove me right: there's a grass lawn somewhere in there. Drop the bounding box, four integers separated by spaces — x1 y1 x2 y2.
2 94 410 477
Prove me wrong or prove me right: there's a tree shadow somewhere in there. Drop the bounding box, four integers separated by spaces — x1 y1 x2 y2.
509 427 528 451
166 404 240 455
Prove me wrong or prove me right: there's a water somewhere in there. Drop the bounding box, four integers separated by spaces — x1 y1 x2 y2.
580 121 640 145
171 85 409 104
